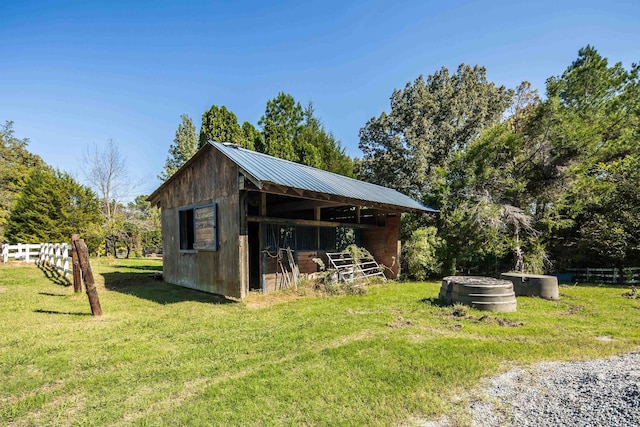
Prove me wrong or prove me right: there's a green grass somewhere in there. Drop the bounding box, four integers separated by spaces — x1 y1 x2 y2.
1 259 639 426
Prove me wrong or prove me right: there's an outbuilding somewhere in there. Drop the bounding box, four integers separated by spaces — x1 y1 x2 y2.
148 142 435 298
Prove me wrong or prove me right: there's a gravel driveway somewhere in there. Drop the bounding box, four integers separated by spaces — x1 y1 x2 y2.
419 351 640 427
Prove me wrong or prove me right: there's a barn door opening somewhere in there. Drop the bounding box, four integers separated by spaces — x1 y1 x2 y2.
248 221 261 291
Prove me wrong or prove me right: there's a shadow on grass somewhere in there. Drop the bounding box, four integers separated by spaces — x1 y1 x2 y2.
102 271 236 305
37 263 71 287
34 309 92 316
112 263 163 272
39 292 67 297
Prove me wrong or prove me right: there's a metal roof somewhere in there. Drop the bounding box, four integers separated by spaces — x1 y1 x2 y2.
212 142 436 213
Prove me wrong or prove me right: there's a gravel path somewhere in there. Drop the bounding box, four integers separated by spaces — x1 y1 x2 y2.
419 351 640 427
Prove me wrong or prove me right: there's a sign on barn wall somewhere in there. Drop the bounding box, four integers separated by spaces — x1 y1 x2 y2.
194 204 218 250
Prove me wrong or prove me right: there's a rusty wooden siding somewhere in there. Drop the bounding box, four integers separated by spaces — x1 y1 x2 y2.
296 250 319 274
156 147 246 298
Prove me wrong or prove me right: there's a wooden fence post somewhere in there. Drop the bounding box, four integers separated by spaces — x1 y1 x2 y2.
71 235 83 293
73 238 102 316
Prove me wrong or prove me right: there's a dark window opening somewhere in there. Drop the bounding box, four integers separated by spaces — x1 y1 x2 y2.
179 203 218 251
179 209 195 250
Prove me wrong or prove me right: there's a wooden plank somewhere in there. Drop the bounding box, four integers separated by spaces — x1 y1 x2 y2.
247 215 380 229
268 200 344 215
254 184 422 213
260 193 267 216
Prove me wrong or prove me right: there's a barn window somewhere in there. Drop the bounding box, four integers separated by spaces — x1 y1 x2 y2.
179 203 218 251
179 209 195 250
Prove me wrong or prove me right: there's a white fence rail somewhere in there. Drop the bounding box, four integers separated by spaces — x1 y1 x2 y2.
1 243 72 277
567 267 640 284
1 243 42 263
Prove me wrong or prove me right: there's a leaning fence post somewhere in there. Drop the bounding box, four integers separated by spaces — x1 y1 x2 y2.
71 235 83 293
73 238 102 316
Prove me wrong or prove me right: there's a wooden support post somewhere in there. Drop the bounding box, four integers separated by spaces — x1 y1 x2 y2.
315 207 321 250
71 234 82 293
73 238 102 316
260 192 267 216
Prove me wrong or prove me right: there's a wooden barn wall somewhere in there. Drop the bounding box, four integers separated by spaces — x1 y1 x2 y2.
261 251 319 293
360 215 401 279
158 147 245 298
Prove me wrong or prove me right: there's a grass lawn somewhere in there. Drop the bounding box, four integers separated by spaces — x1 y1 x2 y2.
1 258 639 426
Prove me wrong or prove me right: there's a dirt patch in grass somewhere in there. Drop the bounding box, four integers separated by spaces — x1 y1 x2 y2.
563 304 585 315
386 317 413 328
346 308 369 315
243 291 305 308
467 315 525 327
622 287 638 299
0 380 66 405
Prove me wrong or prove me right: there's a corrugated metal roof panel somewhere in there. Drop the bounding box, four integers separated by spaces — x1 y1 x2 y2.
212 142 436 213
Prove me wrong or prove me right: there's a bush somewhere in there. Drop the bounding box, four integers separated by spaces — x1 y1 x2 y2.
402 226 443 280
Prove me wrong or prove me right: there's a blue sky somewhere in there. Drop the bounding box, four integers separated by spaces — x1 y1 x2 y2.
1 0 639 197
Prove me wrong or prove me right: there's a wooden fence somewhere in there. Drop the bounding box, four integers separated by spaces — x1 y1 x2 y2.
1 243 72 277
567 267 640 284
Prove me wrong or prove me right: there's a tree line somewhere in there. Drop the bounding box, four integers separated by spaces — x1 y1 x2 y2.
0 124 160 256
2 45 637 273
159 92 354 181
162 46 638 277
363 46 639 277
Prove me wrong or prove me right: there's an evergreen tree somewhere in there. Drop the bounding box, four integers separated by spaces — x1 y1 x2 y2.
546 46 640 269
257 94 354 175
241 121 260 151
0 121 44 240
258 92 302 161
199 105 246 148
159 114 198 181
6 167 102 243
296 102 353 177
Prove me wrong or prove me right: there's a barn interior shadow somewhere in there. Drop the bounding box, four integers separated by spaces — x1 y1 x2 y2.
101 270 236 305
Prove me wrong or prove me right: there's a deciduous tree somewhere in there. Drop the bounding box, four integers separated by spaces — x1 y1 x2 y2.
358 64 512 201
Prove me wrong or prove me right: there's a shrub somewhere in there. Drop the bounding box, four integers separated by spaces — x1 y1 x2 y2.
402 226 444 280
